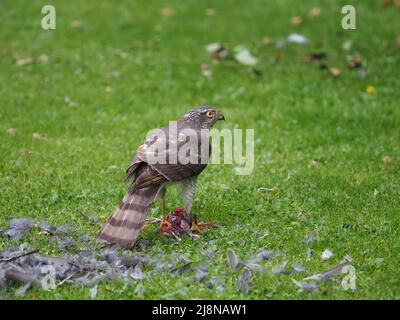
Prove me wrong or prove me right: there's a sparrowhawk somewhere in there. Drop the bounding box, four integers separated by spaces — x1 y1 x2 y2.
97 107 225 247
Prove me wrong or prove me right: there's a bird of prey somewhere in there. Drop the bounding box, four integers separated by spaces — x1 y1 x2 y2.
97 107 225 247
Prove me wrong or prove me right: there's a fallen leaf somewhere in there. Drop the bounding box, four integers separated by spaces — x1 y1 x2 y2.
347 53 362 69
309 7 321 18
262 36 271 45
329 67 341 77
382 155 393 163
16 57 34 66
205 8 216 16
32 133 43 140
161 8 173 17
304 52 327 62
70 20 83 28
396 36 400 52
37 54 49 63
105 86 113 93
21 148 30 156
342 40 354 51
6 128 17 134
290 16 302 26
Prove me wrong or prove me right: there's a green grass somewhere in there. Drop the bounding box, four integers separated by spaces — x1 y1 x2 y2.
0 0 399 299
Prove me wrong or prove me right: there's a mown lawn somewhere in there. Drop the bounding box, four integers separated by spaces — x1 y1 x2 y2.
0 0 399 299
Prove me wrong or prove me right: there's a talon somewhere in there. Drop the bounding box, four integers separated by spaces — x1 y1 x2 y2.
159 216 172 233
190 222 202 233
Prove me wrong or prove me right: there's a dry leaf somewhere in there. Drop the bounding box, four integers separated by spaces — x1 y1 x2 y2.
382 155 393 163
71 20 83 28
347 53 362 69
21 148 30 156
32 133 43 140
161 8 173 17
304 52 327 62
37 54 49 63
309 159 319 167
205 8 216 16
16 58 34 66
6 128 17 134
262 36 271 46
309 7 321 18
290 16 302 26
329 67 341 77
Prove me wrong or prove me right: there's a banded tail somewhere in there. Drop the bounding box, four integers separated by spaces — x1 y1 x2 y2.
97 185 159 248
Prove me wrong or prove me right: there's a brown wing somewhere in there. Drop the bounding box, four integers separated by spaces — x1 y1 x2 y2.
129 163 168 193
125 121 210 185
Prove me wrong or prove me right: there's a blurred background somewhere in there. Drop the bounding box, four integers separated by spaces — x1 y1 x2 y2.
0 0 399 299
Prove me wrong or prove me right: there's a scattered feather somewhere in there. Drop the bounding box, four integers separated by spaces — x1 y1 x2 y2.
234 46 258 66
287 33 308 44
89 285 98 299
273 261 290 275
237 268 251 293
227 249 240 272
321 249 333 260
303 262 349 281
292 279 319 292
293 263 306 273
3 218 35 240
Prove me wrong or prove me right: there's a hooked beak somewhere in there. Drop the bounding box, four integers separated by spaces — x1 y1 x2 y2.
217 113 225 121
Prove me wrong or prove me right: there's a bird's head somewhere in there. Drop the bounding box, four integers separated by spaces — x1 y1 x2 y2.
182 106 225 129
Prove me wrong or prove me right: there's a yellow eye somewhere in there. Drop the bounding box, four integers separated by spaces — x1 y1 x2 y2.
206 111 214 118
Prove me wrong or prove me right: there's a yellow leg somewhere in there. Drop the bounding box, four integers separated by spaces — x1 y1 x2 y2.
159 189 171 230
190 212 201 232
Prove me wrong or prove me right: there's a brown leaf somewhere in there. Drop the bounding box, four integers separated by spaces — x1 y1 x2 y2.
70 20 83 28
290 16 302 26
205 8 216 16
309 7 321 18
32 133 43 140
21 148 30 156
16 57 34 66
304 52 327 62
396 36 400 52
6 128 17 134
329 67 341 77
347 53 362 69
382 155 393 163
161 7 173 17
262 37 271 46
